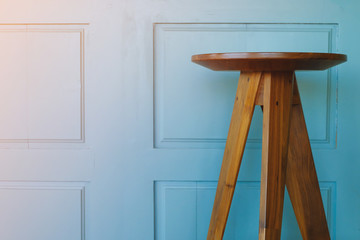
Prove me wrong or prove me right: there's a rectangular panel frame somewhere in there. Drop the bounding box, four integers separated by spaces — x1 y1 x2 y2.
154 181 336 240
153 23 339 149
0 24 88 148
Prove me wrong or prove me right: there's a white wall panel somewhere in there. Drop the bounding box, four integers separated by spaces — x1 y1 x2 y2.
0 183 85 240
155 181 335 240
0 25 85 145
154 23 338 149
0 0 91 23
0 30 28 139
0 150 93 181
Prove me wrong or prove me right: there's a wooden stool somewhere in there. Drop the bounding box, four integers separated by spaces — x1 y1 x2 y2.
191 52 347 240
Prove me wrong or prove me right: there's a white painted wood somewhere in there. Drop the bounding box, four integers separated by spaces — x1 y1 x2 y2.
0 0 92 23
0 182 84 240
27 30 82 140
0 150 93 181
0 25 85 143
0 0 358 240
0 30 28 139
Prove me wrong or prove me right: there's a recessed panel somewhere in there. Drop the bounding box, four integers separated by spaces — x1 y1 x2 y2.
155 181 335 240
0 31 28 139
154 23 338 148
0 26 84 143
0 185 84 240
27 31 82 140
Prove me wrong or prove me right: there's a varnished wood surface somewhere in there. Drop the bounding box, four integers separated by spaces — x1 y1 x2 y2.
258 72 294 240
286 80 331 240
255 73 300 106
200 52 347 239
207 72 262 240
192 52 347 71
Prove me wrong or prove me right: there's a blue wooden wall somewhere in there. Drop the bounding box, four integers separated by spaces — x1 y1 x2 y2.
151 18 358 239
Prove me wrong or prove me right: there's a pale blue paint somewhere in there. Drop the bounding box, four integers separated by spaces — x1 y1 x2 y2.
155 182 335 239
154 23 338 149
86 1 360 239
151 21 354 239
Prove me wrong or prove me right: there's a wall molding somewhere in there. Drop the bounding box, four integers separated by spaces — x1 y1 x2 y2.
0 24 86 146
154 23 338 149
0 181 86 240
155 181 336 240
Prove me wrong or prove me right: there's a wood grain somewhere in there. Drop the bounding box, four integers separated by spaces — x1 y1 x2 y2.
255 74 300 106
192 52 347 71
286 79 331 240
207 72 262 240
259 72 294 240
195 52 347 239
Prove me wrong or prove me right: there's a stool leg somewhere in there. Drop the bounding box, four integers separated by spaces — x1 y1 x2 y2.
207 72 262 240
259 72 294 240
286 80 331 240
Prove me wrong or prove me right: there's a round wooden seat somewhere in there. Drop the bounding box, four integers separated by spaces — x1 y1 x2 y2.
192 52 347 71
